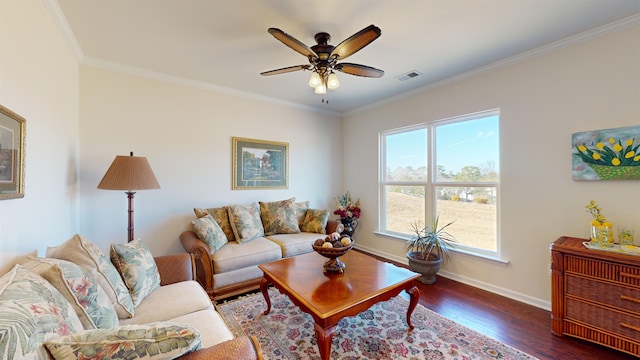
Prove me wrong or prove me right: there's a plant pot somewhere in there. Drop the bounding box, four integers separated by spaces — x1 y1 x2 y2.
406 251 442 284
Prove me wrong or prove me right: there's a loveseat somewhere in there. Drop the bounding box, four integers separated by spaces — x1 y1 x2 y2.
0 234 261 360
180 198 340 300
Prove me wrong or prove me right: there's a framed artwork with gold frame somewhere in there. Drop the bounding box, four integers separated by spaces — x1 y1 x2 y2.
0 105 25 200
232 137 288 190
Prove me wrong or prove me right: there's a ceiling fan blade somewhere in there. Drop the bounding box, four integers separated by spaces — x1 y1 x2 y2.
335 63 384 78
260 64 310 76
330 25 381 60
267 28 317 58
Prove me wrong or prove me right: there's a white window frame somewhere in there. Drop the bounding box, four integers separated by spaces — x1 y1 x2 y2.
378 109 502 260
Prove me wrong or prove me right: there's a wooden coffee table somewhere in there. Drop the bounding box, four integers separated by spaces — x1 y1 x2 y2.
259 250 420 360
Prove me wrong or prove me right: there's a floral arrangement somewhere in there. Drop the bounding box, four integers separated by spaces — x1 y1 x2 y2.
575 137 640 167
585 200 612 227
334 191 361 219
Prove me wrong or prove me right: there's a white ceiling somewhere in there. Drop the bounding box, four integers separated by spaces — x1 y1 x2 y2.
53 0 640 114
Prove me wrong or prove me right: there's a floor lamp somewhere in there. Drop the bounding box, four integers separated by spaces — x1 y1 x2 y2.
98 152 160 242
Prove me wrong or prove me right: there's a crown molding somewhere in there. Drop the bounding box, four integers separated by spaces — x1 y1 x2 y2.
346 13 640 117
42 0 84 60
82 57 341 117
45 0 639 117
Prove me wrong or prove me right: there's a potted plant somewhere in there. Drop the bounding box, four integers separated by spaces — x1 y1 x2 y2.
405 215 456 284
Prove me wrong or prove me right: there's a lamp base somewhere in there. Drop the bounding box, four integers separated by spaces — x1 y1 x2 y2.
127 191 136 242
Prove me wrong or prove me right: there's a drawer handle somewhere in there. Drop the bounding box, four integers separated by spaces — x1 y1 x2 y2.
620 272 640 280
620 295 640 304
620 322 640 333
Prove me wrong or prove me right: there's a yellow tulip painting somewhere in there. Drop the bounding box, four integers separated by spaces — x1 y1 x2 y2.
572 125 640 180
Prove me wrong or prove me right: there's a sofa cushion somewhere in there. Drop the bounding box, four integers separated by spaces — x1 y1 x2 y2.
170 309 234 349
295 201 310 227
194 206 235 242
259 197 300 235
266 232 321 257
22 257 118 330
47 234 135 319
212 237 281 274
45 322 201 360
227 202 265 243
110 239 161 307
192 214 228 253
0 265 84 359
119 281 213 326
212 266 264 291
301 209 330 234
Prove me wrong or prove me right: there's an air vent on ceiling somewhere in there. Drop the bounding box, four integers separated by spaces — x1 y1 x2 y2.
396 70 422 81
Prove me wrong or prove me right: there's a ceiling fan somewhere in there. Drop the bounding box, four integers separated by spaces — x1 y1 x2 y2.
260 25 384 94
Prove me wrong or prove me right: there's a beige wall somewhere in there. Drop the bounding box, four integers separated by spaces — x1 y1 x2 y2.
0 1 80 274
343 25 640 309
77 67 342 255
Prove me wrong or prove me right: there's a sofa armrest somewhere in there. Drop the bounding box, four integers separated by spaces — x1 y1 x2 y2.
154 253 195 286
180 230 214 297
178 336 262 360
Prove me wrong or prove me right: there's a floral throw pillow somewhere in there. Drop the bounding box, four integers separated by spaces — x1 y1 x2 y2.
47 234 135 319
295 201 310 227
110 240 161 307
45 322 201 360
301 209 330 234
194 206 236 242
0 265 84 360
22 257 118 330
260 197 301 236
192 214 228 253
227 202 265 243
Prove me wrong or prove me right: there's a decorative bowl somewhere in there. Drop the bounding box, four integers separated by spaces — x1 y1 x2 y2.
312 239 354 273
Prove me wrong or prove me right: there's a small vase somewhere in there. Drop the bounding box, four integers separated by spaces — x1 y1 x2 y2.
340 217 358 238
590 224 613 248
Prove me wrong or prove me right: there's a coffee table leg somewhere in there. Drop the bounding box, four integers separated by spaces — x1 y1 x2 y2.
406 286 419 329
260 278 271 315
314 323 336 360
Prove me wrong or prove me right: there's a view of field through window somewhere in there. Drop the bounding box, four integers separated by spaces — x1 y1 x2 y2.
382 113 499 252
386 191 497 251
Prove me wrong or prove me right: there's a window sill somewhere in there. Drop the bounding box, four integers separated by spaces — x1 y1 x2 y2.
374 231 510 266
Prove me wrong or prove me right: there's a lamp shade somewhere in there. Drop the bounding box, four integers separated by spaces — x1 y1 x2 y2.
97 153 160 191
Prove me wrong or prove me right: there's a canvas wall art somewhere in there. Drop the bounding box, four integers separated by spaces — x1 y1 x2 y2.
572 125 640 180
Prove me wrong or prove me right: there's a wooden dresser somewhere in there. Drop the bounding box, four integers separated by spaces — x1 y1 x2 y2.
551 236 640 356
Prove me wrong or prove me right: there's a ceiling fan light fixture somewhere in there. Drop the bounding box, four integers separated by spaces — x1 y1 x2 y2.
261 25 383 95
327 72 340 90
314 82 327 94
308 71 322 88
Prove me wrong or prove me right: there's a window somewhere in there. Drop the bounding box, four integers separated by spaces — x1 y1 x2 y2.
379 110 500 257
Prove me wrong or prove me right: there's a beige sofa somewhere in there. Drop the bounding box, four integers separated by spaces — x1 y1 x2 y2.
181 200 340 300
0 236 261 360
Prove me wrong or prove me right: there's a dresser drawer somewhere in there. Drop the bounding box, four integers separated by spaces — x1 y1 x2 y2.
566 274 640 315
566 255 640 288
566 297 640 341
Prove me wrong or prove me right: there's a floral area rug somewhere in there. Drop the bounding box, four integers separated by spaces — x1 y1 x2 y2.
215 288 538 360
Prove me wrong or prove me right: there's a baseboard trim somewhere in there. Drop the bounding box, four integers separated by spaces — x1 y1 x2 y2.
354 244 551 311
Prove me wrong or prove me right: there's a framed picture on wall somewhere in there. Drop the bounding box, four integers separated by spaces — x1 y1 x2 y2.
572 125 640 180
0 105 26 199
232 137 288 190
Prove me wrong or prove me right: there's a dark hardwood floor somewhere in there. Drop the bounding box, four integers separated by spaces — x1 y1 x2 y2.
407 275 636 360
355 246 637 360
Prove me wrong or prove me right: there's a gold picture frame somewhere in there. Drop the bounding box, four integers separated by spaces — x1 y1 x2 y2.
0 105 25 200
232 137 288 190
